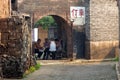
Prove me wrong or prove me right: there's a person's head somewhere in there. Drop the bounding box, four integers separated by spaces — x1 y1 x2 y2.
45 38 48 42
37 39 41 43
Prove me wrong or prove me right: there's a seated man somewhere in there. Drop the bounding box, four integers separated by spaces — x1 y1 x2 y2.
43 38 50 60
49 38 56 60
34 39 44 59
55 39 62 59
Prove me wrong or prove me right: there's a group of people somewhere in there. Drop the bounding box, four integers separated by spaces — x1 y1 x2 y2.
33 38 62 60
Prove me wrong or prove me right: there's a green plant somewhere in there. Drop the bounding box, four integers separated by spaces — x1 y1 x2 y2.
34 16 57 29
35 63 41 70
29 66 36 73
23 63 41 78
113 57 119 62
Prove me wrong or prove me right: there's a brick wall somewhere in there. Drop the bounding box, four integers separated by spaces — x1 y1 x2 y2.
86 0 119 59
90 0 119 41
0 16 32 78
0 17 31 57
18 0 82 22
18 0 69 13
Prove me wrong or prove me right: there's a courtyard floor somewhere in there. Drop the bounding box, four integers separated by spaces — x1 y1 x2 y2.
5 61 117 80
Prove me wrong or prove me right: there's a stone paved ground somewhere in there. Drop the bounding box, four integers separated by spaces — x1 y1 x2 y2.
5 62 117 80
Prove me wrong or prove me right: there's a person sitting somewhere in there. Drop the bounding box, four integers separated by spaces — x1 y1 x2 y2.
55 39 62 59
34 39 44 59
43 38 50 60
49 38 56 60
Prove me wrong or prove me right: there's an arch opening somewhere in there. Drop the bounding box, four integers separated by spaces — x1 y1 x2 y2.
32 15 69 60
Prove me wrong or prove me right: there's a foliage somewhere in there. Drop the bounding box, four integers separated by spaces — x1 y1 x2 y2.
34 63 41 70
113 57 119 62
29 66 36 73
23 63 41 78
34 16 57 29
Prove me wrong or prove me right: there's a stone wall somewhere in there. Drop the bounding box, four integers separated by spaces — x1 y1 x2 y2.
0 15 32 78
89 0 119 41
86 0 119 59
0 0 36 78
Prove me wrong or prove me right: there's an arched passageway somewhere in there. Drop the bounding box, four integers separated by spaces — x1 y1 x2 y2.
32 15 70 59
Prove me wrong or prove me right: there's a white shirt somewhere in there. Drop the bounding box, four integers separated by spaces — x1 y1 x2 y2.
49 41 56 51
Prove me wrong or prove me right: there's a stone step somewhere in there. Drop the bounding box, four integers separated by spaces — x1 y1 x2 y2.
38 58 116 65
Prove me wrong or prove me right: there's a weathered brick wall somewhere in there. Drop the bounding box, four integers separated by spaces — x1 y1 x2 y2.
18 0 69 12
85 0 119 59
0 16 32 78
0 0 36 78
18 0 85 22
0 17 31 57
0 0 10 18
17 0 89 42
90 0 119 41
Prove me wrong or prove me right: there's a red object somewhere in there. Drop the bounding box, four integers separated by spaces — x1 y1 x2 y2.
79 9 84 17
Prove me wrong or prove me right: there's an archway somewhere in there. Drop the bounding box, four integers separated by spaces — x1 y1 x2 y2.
32 15 69 59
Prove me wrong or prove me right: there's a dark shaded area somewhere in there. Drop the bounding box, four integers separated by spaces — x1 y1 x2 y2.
49 15 67 54
74 31 85 58
1 56 23 78
73 0 90 59
11 0 18 11
84 0 91 59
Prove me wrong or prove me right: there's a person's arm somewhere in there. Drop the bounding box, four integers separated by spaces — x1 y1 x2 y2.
35 43 41 49
43 42 46 48
34 42 37 49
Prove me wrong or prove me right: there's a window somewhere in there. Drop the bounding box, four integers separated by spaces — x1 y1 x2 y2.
48 27 58 39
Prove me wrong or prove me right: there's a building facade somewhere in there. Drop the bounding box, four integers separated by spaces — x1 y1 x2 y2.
17 0 119 59
0 0 118 59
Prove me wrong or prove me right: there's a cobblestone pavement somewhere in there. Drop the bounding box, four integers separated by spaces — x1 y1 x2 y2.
5 62 117 80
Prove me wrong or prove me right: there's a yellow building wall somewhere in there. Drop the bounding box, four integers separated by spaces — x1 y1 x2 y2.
38 27 48 46
0 0 10 18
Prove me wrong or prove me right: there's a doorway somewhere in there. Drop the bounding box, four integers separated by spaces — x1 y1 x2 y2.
32 15 68 59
